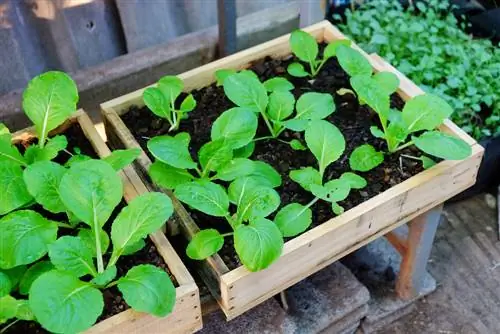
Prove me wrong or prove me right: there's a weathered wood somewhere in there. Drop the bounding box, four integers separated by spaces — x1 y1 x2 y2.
395 205 443 299
100 21 484 320
12 111 202 333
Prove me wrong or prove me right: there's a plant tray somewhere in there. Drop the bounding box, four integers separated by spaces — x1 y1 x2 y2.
12 110 202 333
100 21 484 320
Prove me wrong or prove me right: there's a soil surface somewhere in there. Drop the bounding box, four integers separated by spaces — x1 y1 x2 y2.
121 44 424 270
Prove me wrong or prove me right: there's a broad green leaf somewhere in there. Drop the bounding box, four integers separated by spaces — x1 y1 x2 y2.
15 300 34 321
0 135 26 166
340 172 367 189
263 77 294 92
23 161 66 213
370 126 385 138
143 87 171 119
267 91 295 122
421 156 437 169
0 210 57 269
250 161 282 188
239 70 259 80
386 119 408 151
233 142 255 158
24 135 68 164
305 120 345 174
59 160 122 228
373 72 400 95
223 72 268 112
158 76 183 104
29 270 103 333
336 45 372 77
121 239 146 256
290 167 322 191
91 266 117 286
180 94 196 112
283 118 309 131
48 236 97 278
149 161 194 190
19 261 54 295
22 71 78 146
216 158 255 181
414 131 471 160
215 69 237 86
2 266 26 289
0 272 11 297
323 179 351 201
324 39 352 59
295 92 335 120
111 192 173 259
287 62 309 77
117 264 176 317
78 228 110 258
290 30 318 64
236 185 280 223
332 202 345 215
290 139 307 150
274 203 312 237
349 144 384 172
186 229 224 260
198 140 233 173
402 94 453 133
175 181 229 217
0 295 18 324
350 75 390 116
234 218 284 272
211 107 258 149
228 177 265 205
0 161 33 215
103 148 141 171
147 132 197 169
65 154 92 167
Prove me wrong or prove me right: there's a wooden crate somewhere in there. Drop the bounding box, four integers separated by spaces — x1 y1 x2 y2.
100 21 484 319
12 110 202 334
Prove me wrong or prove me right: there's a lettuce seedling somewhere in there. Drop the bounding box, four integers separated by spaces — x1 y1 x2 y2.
287 30 351 78
143 76 196 132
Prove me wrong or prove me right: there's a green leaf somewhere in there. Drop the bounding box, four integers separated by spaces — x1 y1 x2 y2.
91 266 117 286
78 228 110 258
0 210 57 269
350 75 390 116
349 144 384 172
413 131 471 160
48 236 97 278
15 300 34 321
0 161 33 215
282 118 310 131
223 72 268 112
305 120 345 174
373 72 400 95
290 139 307 150
267 91 295 122
149 161 194 190
158 76 183 104
180 94 196 112
215 69 237 86
336 45 372 77
386 118 408 151
23 161 66 213
324 39 352 59
103 148 141 171
147 132 197 169
402 94 454 133
228 177 263 205
295 92 335 120
24 135 68 164
211 107 258 149
117 264 176 317
0 135 26 166
250 161 282 188
0 123 9 135
234 218 284 272
18 261 54 295
59 160 123 228
22 71 78 146
121 239 146 256
370 126 385 138
331 202 345 215
421 156 437 169
236 185 280 223
263 77 294 92
340 172 367 189
274 203 312 237
290 30 318 64
0 295 18 324
2 266 26 290
287 62 309 77
175 181 229 217
198 140 233 173
216 158 255 181
310 179 350 202
143 87 171 120
0 272 11 297
290 167 322 192
233 142 255 158
65 154 92 167
111 193 173 259
29 270 103 333
186 229 224 260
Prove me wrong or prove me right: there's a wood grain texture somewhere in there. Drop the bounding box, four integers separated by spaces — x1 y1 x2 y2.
100 21 484 320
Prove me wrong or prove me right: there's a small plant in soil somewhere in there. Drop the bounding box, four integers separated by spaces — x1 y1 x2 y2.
143 75 197 132
287 29 351 78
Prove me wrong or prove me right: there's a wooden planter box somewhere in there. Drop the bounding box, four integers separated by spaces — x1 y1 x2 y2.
12 110 202 333
100 21 484 320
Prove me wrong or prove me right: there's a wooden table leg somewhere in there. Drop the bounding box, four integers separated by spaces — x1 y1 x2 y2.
395 204 443 299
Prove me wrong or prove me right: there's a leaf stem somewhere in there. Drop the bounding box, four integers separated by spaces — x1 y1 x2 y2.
304 197 320 210
194 167 203 178
0 319 20 334
253 136 274 142
104 280 119 289
393 140 415 153
221 232 234 237
400 154 420 161
260 113 277 137
56 222 74 229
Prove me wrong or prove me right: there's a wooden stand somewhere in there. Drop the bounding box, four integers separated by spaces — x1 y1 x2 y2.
100 21 484 320
12 110 202 334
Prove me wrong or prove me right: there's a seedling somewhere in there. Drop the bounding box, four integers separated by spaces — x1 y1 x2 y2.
287 30 351 78
143 76 196 132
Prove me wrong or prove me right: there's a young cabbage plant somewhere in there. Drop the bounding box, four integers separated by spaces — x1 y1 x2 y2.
178 176 284 272
287 30 352 78
22 160 176 334
143 76 196 132
286 120 367 229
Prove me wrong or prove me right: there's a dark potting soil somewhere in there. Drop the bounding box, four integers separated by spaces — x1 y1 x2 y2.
121 44 424 270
